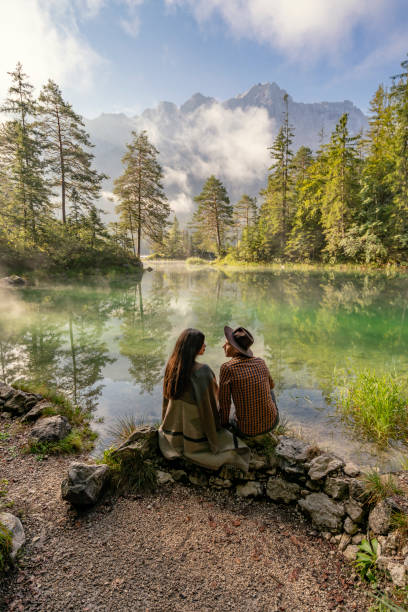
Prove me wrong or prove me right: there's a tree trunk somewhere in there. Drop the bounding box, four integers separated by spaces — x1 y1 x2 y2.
56 107 66 224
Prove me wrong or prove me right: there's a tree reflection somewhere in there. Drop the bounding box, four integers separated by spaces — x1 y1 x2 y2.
119 277 171 393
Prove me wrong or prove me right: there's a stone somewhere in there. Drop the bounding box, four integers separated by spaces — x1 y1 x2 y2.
298 492 345 533
249 452 268 471
279 461 306 477
236 481 263 498
4 390 38 416
0 512 25 560
21 400 54 423
219 465 246 480
344 462 360 477
266 477 300 504
189 473 208 487
156 470 174 485
112 426 158 460
377 555 393 571
345 499 364 523
343 544 359 561
338 533 352 552
324 477 349 500
275 436 316 464
170 470 188 483
0 383 15 402
352 534 364 545
388 563 406 588
344 517 358 535
380 532 399 555
368 500 392 535
305 479 321 491
404 555 408 569
30 415 71 443
0 275 26 286
209 477 233 489
308 454 344 481
61 462 109 507
348 478 366 501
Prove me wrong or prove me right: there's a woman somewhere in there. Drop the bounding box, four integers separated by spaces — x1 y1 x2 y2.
158 328 250 471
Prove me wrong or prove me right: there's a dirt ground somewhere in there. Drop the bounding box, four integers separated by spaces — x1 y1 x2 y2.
0 421 372 612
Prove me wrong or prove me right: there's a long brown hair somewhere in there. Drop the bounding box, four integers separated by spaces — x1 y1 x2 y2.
163 328 205 399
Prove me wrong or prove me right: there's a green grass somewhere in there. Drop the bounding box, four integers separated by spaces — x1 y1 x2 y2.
361 469 403 505
334 369 408 445
0 522 12 573
185 257 212 265
28 427 97 458
107 413 142 445
12 380 91 428
0 432 10 441
390 511 408 538
100 447 157 494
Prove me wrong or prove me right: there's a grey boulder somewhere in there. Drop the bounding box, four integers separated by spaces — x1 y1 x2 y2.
266 477 300 504
22 400 54 422
275 436 317 464
61 463 110 507
324 476 349 500
30 415 71 443
0 512 25 560
368 500 392 535
298 492 345 532
112 425 158 460
4 390 38 416
308 454 344 481
236 481 263 498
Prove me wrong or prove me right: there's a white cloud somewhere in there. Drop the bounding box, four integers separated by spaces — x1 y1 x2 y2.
165 0 392 58
168 192 193 214
120 15 141 37
0 0 106 98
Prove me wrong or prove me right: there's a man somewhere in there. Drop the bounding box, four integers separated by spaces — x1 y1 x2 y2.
219 325 279 437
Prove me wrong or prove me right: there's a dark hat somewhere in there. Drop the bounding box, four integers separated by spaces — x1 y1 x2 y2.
224 325 254 357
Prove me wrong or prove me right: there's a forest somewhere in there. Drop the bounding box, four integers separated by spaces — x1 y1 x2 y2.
1 56 408 272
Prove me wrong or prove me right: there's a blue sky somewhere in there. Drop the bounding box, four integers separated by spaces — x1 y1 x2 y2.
1 0 407 117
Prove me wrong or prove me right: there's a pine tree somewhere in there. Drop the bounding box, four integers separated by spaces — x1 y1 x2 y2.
191 175 233 256
162 216 185 258
113 130 170 258
38 79 106 226
0 63 51 243
233 194 257 243
389 56 408 258
320 113 362 260
259 94 295 256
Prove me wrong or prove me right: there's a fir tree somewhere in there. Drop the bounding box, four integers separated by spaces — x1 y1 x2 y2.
162 216 185 258
113 130 170 257
259 94 295 256
233 194 257 243
38 79 106 226
0 63 51 243
191 176 233 256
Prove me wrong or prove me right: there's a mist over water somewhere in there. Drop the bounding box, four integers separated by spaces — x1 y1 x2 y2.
1 264 407 470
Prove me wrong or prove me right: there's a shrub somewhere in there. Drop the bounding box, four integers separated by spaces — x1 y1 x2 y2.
334 369 408 445
361 469 403 505
101 447 157 493
107 413 141 445
185 257 211 265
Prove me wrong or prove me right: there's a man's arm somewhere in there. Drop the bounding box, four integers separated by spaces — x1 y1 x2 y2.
218 363 231 426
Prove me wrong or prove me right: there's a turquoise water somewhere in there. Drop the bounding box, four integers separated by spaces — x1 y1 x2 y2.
1 263 407 469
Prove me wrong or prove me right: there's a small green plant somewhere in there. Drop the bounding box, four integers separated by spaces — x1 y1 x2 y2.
101 447 156 493
390 511 408 537
0 522 12 573
370 592 408 611
362 469 403 505
398 454 408 471
274 415 290 436
355 537 378 583
334 369 408 445
0 431 10 442
0 479 9 498
107 413 143 445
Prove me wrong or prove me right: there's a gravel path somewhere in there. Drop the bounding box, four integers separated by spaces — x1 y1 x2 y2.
0 422 372 611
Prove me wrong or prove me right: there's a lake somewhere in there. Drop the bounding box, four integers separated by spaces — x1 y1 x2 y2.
1 263 407 470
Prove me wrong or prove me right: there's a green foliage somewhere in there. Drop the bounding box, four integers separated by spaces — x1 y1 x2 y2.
191 175 233 256
101 447 157 493
390 511 408 537
335 369 408 445
355 538 378 583
114 130 170 258
361 469 403 505
28 429 88 456
107 413 141 445
0 522 12 573
185 256 211 265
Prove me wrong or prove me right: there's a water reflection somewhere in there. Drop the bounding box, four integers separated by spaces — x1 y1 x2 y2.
1 265 407 468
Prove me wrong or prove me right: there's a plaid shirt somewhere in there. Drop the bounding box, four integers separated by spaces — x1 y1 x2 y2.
219 356 277 436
